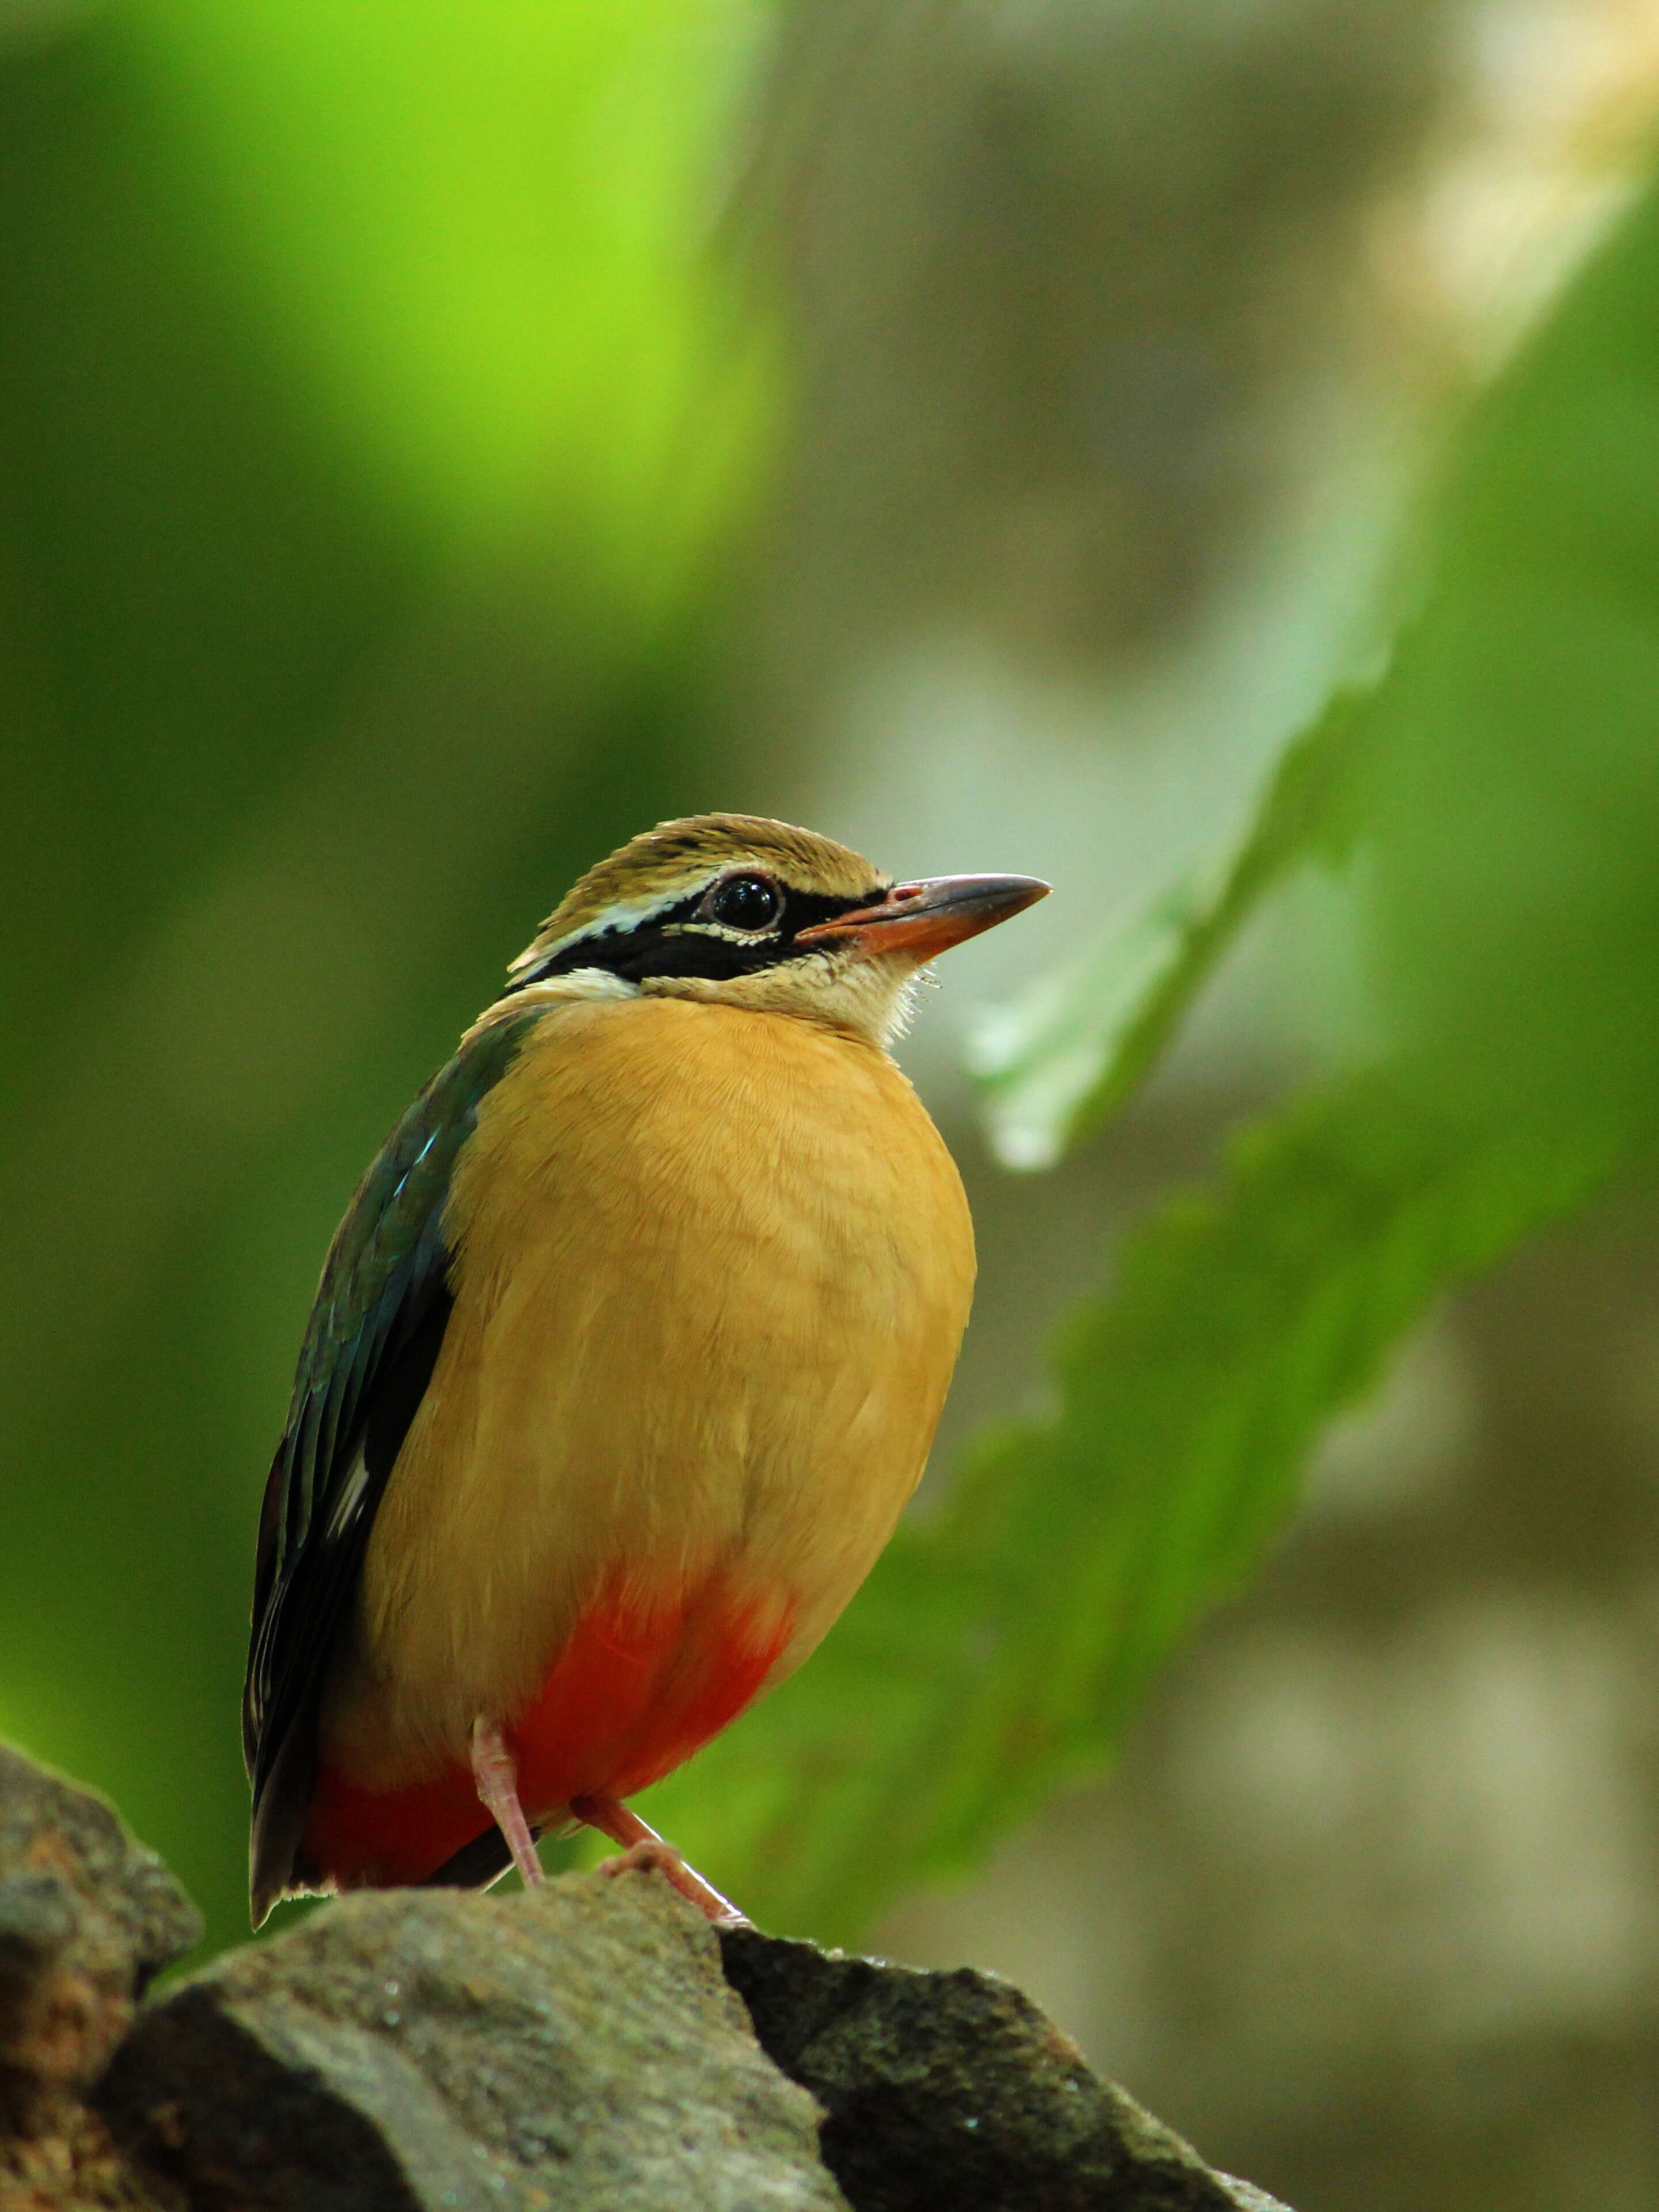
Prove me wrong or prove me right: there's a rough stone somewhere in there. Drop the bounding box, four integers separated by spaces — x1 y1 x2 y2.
97 1870 846 2212
0 1743 200 2210
720 1927 1292 2212
0 1741 1300 2212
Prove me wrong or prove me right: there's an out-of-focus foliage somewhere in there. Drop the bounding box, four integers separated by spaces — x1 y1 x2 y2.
7 0 1659 2005
968 687 1376 1171
128 2 768 586
1366 174 1659 1134
0 0 767 1967
636 158 1659 1932
649 1073 1616 1938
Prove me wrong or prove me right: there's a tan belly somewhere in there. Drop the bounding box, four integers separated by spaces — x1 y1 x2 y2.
319 994 975 1793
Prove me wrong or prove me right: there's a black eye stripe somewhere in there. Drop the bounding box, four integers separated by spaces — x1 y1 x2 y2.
505 878 885 993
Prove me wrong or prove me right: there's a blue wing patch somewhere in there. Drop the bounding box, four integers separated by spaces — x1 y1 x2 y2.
243 1006 543 1919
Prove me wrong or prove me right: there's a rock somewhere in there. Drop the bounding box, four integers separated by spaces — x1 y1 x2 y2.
97 1870 847 2212
720 1926 1292 2212
0 1745 202 2104
0 1741 1298 2212
0 1743 200 2209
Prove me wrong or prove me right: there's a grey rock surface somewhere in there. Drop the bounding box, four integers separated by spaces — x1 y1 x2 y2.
97 1871 846 2212
0 1742 199 2208
0 1740 1297 2212
0 1744 202 2095
721 1926 1292 2212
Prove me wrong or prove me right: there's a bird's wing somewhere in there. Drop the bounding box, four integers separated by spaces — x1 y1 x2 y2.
244 1004 544 1918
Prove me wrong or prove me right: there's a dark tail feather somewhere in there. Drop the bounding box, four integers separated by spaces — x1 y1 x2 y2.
249 1721 320 1929
421 1823 528 1891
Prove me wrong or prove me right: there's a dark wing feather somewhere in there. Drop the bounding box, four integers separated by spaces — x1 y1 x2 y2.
243 1007 542 1922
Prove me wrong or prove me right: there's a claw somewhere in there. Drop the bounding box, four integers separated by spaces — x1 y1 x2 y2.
573 1793 747 1926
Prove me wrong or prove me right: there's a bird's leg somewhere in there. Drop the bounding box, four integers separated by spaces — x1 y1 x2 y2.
570 1793 748 1927
469 1718 543 1888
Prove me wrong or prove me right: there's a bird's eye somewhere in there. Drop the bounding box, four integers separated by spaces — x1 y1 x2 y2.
703 873 783 933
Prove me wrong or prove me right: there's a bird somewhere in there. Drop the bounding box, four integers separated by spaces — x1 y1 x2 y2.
243 812 1048 1928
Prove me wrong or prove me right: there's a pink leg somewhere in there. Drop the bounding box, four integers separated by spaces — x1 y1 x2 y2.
571 1793 748 1927
470 1718 543 1888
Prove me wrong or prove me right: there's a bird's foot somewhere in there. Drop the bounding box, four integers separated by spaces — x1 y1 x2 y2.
571 1792 748 1927
470 1717 544 1888
594 1838 750 1927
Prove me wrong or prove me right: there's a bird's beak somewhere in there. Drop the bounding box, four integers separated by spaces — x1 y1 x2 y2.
796 873 1050 962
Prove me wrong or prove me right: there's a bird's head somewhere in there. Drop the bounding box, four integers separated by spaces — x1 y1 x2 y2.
503 813 1048 1044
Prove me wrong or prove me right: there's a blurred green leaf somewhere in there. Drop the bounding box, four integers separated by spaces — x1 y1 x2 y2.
969 685 1377 1169
1366 171 1659 1135
648 1072 1623 1939
973 168 1659 1176
128 0 774 604
13 0 1659 1981
651 156 1659 1937
0 2 772 1966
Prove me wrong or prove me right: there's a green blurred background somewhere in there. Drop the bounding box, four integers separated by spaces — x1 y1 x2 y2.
8 4 1659 2208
